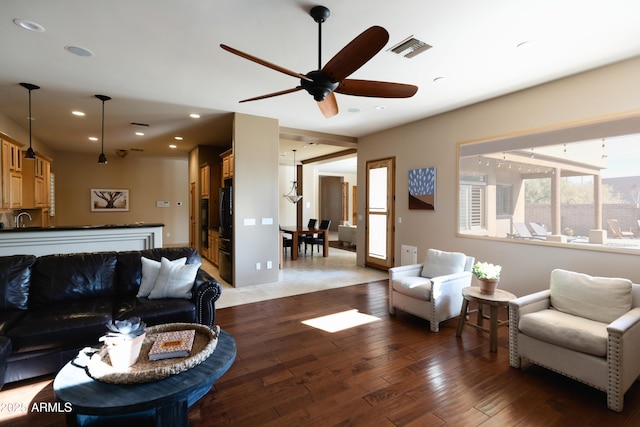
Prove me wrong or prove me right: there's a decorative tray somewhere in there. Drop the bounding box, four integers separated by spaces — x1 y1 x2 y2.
82 323 219 384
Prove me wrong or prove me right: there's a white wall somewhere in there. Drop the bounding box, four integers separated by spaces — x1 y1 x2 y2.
357 56 640 297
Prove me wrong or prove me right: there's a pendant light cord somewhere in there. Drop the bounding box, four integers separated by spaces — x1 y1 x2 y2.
20 82 40 158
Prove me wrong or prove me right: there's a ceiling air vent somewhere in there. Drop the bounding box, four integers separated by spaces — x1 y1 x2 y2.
130 122 149 128
389 36 432 58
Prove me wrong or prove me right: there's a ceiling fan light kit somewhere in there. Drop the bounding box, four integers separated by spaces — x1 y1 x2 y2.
221 5 417 118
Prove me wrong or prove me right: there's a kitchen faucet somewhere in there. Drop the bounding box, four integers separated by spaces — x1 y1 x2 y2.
15 212 32 228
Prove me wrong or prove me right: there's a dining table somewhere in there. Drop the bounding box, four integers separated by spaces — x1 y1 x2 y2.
280 225 329 260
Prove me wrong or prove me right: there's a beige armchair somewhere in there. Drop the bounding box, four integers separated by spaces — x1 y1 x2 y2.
509 269 640 411
389 249 474 332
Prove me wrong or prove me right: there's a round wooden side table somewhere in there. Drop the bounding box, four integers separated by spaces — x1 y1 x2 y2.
455 286 516 352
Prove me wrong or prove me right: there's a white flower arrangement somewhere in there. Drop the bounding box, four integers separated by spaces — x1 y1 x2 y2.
472 262 501 280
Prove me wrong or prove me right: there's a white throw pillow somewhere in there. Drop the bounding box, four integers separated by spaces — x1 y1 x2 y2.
138 256 187 298
148 257 201 300
420 249 466 278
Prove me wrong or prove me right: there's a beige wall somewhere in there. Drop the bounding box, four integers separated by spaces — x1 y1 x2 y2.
358 56 640 297
233 113 280 286
55 152 190 245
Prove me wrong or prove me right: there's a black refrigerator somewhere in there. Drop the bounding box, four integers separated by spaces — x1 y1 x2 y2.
218 179 232 283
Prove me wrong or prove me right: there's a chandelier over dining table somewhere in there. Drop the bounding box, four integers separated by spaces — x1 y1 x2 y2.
283 149 302 203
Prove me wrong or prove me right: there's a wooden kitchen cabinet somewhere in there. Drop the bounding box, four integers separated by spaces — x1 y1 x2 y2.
200 164 210 198
221 149 233 180
209 229 219 266
22 153 50 208
1 139 23 209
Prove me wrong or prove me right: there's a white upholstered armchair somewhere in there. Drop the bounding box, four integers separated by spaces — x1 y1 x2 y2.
509 269 640 412
389 249 475 332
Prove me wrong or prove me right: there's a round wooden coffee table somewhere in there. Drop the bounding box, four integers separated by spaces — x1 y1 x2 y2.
455 287 516 352
54 328 236 427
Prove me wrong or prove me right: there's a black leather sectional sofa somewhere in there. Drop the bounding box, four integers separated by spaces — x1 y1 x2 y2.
0 246 222 387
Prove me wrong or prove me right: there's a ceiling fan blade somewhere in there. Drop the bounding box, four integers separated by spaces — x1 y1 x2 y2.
317 92 338 118
336 79 418 98
322 26 389 83
221 44 312 82
239 87 303 103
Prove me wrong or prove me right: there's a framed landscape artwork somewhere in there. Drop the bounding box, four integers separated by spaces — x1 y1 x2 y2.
408 167 436 210
91 188 129 212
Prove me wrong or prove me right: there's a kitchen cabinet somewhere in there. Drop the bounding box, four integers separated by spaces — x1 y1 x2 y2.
200 164 210 198
209 229 219 266
22 154 51 208
1 139 23 209
221 149 233 180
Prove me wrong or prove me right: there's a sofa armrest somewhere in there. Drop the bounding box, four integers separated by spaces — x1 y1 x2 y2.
192 269 223 327
430 271 473 300
608 307 640 335
607 307 640 405
508 289 550 368
389 263 424 280
509 289 551 316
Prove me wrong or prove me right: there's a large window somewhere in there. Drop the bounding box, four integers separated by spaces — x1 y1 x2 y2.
457 113 640 252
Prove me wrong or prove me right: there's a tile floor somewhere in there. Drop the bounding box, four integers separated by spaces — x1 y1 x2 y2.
200 239 388 308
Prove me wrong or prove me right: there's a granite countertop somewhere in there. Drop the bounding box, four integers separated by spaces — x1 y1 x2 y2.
0 223 164 233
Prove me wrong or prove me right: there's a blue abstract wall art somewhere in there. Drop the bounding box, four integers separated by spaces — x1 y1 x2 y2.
408 167 436 210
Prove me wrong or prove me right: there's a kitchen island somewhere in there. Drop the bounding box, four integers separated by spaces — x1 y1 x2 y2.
0 223 163 256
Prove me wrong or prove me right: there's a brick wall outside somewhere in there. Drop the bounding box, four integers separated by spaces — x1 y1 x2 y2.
525 203 640 237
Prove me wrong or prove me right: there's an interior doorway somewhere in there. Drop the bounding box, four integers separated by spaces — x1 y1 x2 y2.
365 157 395 270
319 175 343 231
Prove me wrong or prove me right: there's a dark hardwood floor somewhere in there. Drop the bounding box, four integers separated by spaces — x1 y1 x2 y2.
2 279 640 426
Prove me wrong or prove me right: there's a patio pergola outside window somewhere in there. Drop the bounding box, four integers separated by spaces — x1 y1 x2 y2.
457 112 640 252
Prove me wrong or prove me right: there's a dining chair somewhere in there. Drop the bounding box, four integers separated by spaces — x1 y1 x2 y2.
306 219 331 254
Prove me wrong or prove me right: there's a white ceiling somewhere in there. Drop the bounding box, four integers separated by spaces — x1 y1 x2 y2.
1 0 640 167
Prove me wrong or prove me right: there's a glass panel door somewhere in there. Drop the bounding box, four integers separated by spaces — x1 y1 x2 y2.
366 158 394 269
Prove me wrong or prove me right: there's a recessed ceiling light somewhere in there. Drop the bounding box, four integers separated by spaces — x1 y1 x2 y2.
169 144 177 149
135 132 144 136
348 108 360 113
189 113 200 119
65 45 94 57
174 136 183 140
433 77 445 83
13 19 45 32
516 40 533 49
72 111 85 116
89 137 98 141
374 105 387 111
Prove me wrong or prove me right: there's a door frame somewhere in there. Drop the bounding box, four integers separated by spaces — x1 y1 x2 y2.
365 157 395 270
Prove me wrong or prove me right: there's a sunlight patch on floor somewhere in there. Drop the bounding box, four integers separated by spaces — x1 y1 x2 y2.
302 309 380 333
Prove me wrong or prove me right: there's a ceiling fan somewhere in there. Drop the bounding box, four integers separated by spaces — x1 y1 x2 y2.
220 5 418 118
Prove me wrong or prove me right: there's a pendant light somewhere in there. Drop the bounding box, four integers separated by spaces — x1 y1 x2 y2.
95 94 111 164
20 82 40 160
283 149 303 203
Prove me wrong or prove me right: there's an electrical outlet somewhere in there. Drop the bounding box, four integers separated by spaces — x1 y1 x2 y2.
256 262 261 270
266 261 272 269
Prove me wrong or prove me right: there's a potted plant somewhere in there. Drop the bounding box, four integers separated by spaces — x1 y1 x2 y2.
99 317 146 369
472 261 502 294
